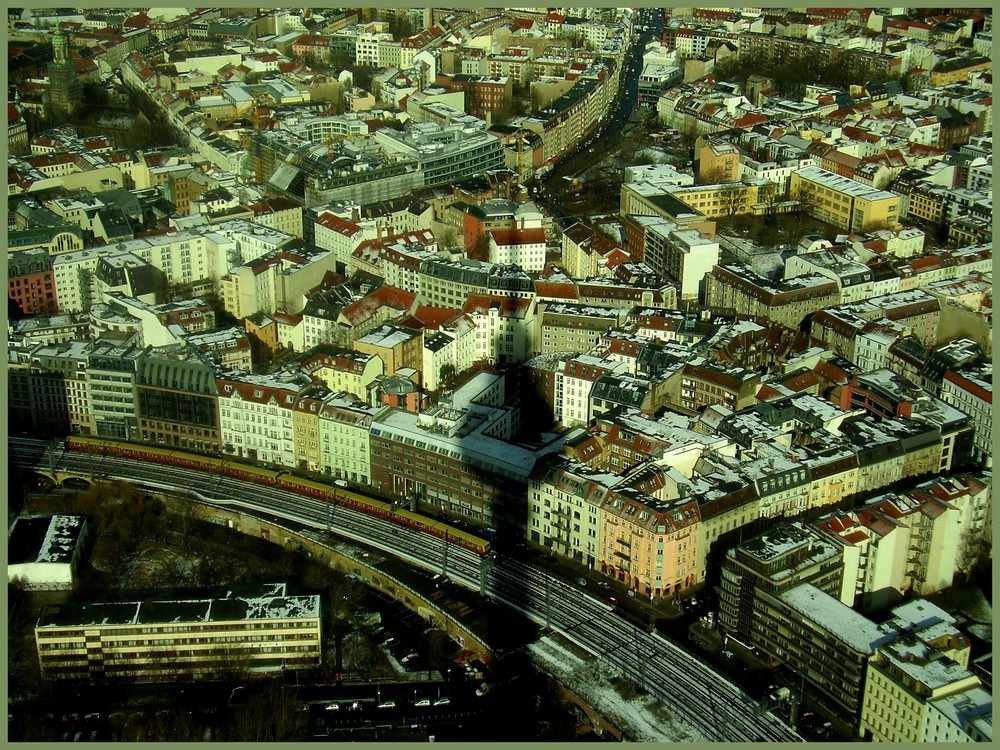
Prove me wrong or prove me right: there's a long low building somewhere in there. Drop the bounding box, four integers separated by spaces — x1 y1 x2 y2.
35 583 322 682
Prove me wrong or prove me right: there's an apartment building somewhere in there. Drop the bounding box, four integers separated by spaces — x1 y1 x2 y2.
527 456 613 567
217 373 311 466
369 373 561 530
462 294 535 367
418 258 534 310
186 327 252 372
705 264 840 330
298 346 384 402
859 600 983 742
841 369 974 473
815 475 985 612
599 488 701 598
488 227 546 272
782 247 874 304
353 323 424 385
12 340 92 435
8 248 58 316
718 522 848 648
318 393 384 485
135 348 221 453
560 356 626 427
51 229 235 313
939 364 992 468
789 166 901 232
35 583 321 682
755 583 896 716
537 303 626 356
577 274 676 310
697 139 740 182
433 74 513 122
811 290 942 359
641 218 719 300
561 222 623 280
86 340 147 439
674 358 759 414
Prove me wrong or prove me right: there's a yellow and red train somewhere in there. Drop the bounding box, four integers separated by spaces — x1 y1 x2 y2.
65 436 491 555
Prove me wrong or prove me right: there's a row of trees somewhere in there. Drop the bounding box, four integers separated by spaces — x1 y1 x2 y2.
713 48 914 101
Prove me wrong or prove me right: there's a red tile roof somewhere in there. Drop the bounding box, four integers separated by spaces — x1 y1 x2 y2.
316 212 362 236
489 227 546 246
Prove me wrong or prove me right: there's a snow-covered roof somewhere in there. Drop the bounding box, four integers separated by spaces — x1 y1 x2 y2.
8 515 86 564
36 583 321 628
780 583 896 654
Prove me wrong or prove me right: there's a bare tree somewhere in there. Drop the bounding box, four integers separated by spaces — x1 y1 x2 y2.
758 181 780 212
699 163 735 185
225 681 307 741
435 224 459 248
342 631 383 680
790 179 819 235
528 87 543 113
718 181 751 218
215 642 255 687
469 232 491 262
388 12 414 41
145 708 206 741
957 529 991 580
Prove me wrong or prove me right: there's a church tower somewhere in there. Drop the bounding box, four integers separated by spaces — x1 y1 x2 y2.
46 23 83 120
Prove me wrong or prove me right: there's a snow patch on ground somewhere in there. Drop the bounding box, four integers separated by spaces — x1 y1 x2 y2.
634 147 674 164
960 586 992 626
528 635 710 742
968 623 992 643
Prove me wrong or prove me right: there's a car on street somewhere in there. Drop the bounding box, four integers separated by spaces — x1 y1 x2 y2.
414 698 431 707
433 696 450 706
378 700 396 710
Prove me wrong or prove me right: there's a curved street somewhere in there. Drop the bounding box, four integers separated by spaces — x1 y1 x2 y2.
12 437 801 742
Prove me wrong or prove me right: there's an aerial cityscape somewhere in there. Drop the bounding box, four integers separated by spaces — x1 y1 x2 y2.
6 5 993 742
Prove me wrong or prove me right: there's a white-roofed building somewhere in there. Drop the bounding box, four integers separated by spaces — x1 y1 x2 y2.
860 599 987 742
8 515 91 591
34 582 321 682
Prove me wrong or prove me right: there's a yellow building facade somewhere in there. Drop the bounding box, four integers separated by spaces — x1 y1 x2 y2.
790 166 901 231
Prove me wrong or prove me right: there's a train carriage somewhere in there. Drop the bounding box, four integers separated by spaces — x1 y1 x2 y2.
66 435 117 453
335 487 396 518
223 461 282 485
60 436 490 555
164 450 225 472
278 474 337 500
